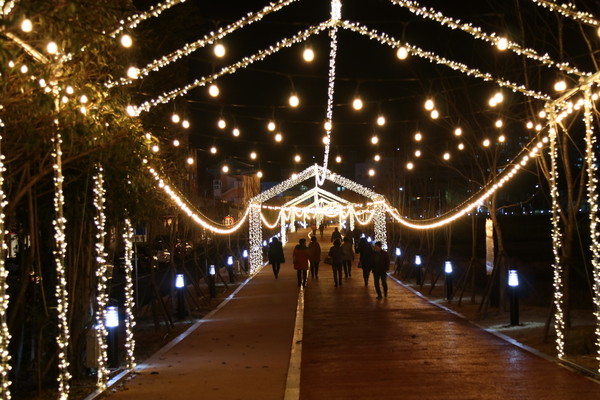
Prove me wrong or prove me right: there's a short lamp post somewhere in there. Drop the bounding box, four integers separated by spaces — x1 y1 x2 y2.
175 273 185 319
508 269 520 326
208 264 217 298
415 255 423 285
105 306 119 368
444 261 453 301
395 248 402 272
242 249 249 273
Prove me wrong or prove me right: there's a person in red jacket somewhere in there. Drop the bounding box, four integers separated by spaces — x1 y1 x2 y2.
307 235 321 279
293 238 310 287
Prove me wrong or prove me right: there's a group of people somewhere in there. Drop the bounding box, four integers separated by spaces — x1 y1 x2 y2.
267 227 390 299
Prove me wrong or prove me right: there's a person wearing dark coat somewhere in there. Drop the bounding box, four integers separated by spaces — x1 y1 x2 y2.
341 236 354 278
356 237 374 286
372 241 390 299
328 239 344 287
268 237 285 279
330 227 342 243
293 238 310 287
307 236 321 279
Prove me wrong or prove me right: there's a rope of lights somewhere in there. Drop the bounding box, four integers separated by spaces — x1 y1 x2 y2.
530 0 600 27
280 211 287 245
348 206 355 232
249 204 263 274
547 113 566 359
260 209 282 229
123 218 136 370
0 1 16 16
390 0 586 76
318 0 341 186
339 20 552 102
52 130 71 400
373 202 388 249
110 0 187 38
582 89 600 371
132 21 331 115
354 208 376 225
0 118 11 400
92 168 109 390
108 0 299 88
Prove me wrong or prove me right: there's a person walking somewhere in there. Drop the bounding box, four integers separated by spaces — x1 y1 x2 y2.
268 237 285 279
341 236 354 278
318 222 325 239
372 241 390 299
293 238 310 287
356 237 374 286
307 235 321 279
330 226 342 243
328 239 344 287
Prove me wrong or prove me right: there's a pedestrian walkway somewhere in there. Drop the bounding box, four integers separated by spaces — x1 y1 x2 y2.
105 229 600 399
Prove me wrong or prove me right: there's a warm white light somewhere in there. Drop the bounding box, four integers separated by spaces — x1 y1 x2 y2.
210 146 217 154
424 99 434 111
322 136 330 145
46 41 58 54
21 18 33 32
209 84 220 97
371 135 379 145
376 115 386 126
495 92 504 103
396 46 408 60
289 94 300 107
267 121 276 131
120 34 133 48
430 109 439 119
489 97 498 107
275 133 283 142
294 155 301 162
173 139 180 147
497 37 508 50
335 155 342 163
324 121 332 131
414 150 421 157
187 157 194 165
19 64 27 73
374 154 381 162
443 152 450 160
127 66 139 79
495 119 503 128
454 128 462 136
126 105 136 116
80 95 88 104
414 132 422 141
458 143 465 150
526 121 534 129
152 145 159 152
218 118 226 129
483 139 491 147
368 169 375 176
232 128 240 137
182 120 190 129
214 43 226 57
145 133 152 140
171 113 180 123
222 165 229 173
352 97 363 110
406 162 414 170
303 48 314 62
498 135 506 143
257 171 263 178
250 152 257 160
538 110 547 118
66 86 74 95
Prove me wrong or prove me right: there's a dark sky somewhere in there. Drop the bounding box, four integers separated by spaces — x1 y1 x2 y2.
132 0 600 183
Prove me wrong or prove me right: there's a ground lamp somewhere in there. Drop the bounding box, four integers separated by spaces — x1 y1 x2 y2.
209 264 217 298
175 273 185 319
227 255 235 283
242 249 249 273
508 269 520 326
394 248 402 272
444 261 453 301
415 255 423 285
105 306 119 368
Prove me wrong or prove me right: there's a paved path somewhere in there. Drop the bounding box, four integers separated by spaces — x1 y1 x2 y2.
106 229 600 399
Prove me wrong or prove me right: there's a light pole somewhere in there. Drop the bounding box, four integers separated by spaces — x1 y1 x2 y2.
415 255 422 285
508 269 520 326
175 273 185 319
105 306 119 368
444 261 453 301
208 264 217 298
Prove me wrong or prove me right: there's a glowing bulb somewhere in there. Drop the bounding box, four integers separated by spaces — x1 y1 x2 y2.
232 128 240 137
489 97 498 107
294 155 301 162
152 145 159 152
376 115 386 126
250 152 257 160
494 92 504 103
209 84 220 97
289 94 299 107
210 146 217 154
335 155 342 163
127 66 139 79
414 132 422 141
497 37 508 50
443 152 450 160
145 133 152 140
495 119 503 128
80 95 88 104
371 135 379 145
182 120 190 129
526 121 534 129
257 171 263 178
173 139 180 147
424 99 434 111
458 143 465 150
66 86 74 95
214 43 226 57
352 97 363 110
538 110 547 118
322 136 330 145
222 165 229 173
396 46 408 60
430 109 439 119
291 173 298 179
267 121 276 131
483 139 491 147
406 162 414 170
324 121 332 131
368 169 375 176
126 105 136 116
120 34 133 48
218 119 226 129
414 150 421 157
21 18 33 32
454 128 462 136
275 133 283 142
374 154 381 162
303 48 314 62
47 41 58 54
171 114 180 123
498 135 506 143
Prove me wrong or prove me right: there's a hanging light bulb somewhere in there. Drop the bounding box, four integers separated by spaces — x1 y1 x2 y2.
218 118 226 129
187 157 194 165
250 152 257 160
414 132 422 141
414 150 421 157
289 94 300 107
222 165 229 173
267 121 276 131
458 143 465 150
210 146 217 154
152 145 159 153
173 139 180 147
368 169 375 176
275 133 283 142
171 113 180 124
443 152 450 160
294 154 301 162
303 48 315 62
424 99 434 111
494 92 504 103
214 43 226 57
232 128 240 137
374 154 381 162
324 121 332 131
182 120 190 129
257 171 263 178
396 46 408 60
127 66 139 79
47 41 58 54
352 97 363 110
376 115 386 126
406 162 414 170
454 128 462 136
21 18 33 32
322 136 330 145
335 155 342 163
80 95 88 104
483 139 491 147
497 37 508 50
371 135 379 145
495 119 503 128
554 80 567 92
208 84 220 97
120 34 133 48
430 109 439 119
498 135 506 143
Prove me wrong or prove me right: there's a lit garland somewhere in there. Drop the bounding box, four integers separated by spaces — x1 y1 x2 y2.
530 0 600 27
373 202 388 249
249 204 263 274
318 0 341 185
110 0 187 38
582 89 600 371
354 208 376 225
390 0 586 76
108 0 299 87
339 20 552 101
132 22 331 115
0 1 16 16
260 209 282 229
547 114 566 359
52 130 71 399
122 218 136 370
93 168 109 390
0 118 11 400
348 206 355 231
280 210 287 245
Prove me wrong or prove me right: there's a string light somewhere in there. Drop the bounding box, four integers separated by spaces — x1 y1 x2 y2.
110 0 188 38
217 118 226 129
352 97 363 110
208 83 220 97
120 34 133 48
267 121 276 131
529 0 600 28
289 94 300 107
20 18 32 32
123 219 136 370
0 119 12 399
376 115 386 126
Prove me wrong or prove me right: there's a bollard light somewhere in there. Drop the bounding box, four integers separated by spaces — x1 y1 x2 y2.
262 240 267 246
243 250 248 258
415 255 422 265
445 261 453 274
209 264 216 275
508 269 519 287
395 248 401 257
508 269 520 326
227 256 234 266
105 306 119 328
175 273 185 288
367 237 372 243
